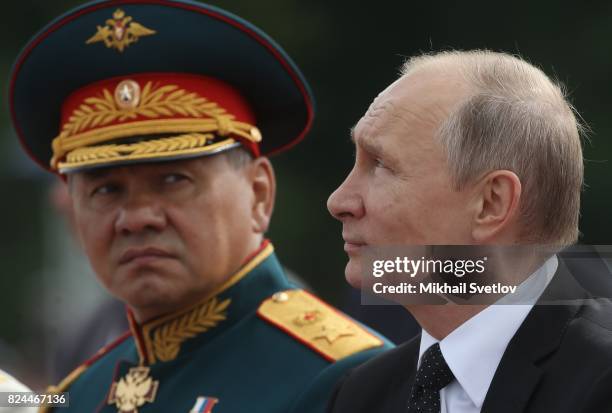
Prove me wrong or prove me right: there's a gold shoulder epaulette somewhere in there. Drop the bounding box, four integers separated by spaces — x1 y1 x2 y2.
257 289 384 362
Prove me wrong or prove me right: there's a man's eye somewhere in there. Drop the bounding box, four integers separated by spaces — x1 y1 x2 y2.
92 184 118 196
163 173 188 184
375 159 386 169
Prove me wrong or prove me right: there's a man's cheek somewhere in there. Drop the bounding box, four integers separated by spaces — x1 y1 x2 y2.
83 233 112 274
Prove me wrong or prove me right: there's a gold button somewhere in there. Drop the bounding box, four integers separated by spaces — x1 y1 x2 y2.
272 292 289 303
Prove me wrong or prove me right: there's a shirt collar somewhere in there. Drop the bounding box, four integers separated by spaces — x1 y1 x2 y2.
418 255 558 409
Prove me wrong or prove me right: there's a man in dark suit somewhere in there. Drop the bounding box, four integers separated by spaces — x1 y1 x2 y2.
326 50 612 412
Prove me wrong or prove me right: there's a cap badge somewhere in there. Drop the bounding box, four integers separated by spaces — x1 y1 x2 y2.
86 9 156 52
115 80 141 109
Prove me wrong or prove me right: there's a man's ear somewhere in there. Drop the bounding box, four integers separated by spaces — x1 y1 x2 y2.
471 170 522 243
248 157 276 234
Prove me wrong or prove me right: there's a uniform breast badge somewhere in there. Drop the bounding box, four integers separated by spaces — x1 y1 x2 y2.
189 396 219 412
86 9 156 52
108 367 159 413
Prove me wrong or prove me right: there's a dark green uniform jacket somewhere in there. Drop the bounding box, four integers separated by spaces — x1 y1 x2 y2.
43 242 393 413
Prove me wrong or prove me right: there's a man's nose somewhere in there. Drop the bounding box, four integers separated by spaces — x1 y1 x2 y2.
114 191 167 235
327 173 365 221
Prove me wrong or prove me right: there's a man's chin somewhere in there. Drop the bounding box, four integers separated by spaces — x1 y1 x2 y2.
120 286 184 321
118 283 169 308
345 261 363 289
109 270 177 307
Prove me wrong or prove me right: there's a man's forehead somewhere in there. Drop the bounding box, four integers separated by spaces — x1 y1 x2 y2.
355 72 469 142
353 95 398 140
352 93 424 150
73 157 208 180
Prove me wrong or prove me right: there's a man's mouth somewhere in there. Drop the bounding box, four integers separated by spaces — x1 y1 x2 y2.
119 247 175 265
343 235 367 253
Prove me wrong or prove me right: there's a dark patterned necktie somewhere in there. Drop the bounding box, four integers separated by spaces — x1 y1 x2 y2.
407 343 455 413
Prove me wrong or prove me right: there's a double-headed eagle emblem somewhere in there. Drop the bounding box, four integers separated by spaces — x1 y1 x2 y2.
108 367 159 413
86 9 156 52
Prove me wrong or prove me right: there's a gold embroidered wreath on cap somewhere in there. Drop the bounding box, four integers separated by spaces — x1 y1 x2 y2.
59 133 238 171
52 81 262 169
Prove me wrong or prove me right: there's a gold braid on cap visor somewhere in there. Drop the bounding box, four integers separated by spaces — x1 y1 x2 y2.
51 81 262 173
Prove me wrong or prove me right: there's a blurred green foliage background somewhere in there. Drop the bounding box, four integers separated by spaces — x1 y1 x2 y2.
1 0 611 385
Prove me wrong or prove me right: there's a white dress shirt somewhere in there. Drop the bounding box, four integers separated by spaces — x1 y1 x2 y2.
417 255 558 413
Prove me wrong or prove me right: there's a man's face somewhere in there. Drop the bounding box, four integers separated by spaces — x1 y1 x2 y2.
327 70 477 287
70 154 259 320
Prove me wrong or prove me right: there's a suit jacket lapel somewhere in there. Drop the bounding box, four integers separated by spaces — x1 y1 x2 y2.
388 335 420 412
481 260 587 413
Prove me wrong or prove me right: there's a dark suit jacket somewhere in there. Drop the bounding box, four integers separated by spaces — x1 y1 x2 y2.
327 260 612 412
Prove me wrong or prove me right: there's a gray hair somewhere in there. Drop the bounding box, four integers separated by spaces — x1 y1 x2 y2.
222 145 254 169
401 50 584 245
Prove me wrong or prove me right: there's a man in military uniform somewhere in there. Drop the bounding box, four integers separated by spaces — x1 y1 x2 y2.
9 1 392 412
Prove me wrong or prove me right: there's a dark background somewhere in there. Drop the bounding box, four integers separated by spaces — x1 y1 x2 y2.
1 0 611 385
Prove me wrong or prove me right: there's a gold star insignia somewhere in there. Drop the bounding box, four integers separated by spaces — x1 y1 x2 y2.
312 324 355 345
